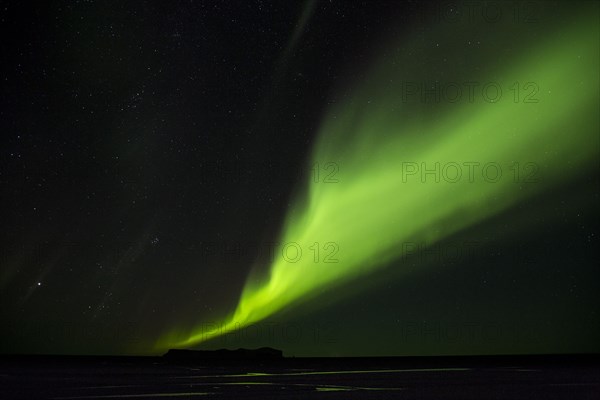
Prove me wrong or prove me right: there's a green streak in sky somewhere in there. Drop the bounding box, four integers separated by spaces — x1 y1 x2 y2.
157 6 598 350
281 0 317 61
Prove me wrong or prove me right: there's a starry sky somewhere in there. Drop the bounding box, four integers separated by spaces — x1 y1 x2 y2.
1 1 598 356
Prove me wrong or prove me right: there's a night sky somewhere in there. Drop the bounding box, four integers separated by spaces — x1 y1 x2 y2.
1 1 598 356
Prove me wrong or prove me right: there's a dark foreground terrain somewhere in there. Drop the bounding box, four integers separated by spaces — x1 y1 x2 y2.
1 354 598 399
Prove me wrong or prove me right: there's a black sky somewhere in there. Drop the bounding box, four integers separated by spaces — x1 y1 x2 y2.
1 1 598 356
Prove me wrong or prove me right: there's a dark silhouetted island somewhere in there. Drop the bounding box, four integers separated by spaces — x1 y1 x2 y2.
163 347 283 360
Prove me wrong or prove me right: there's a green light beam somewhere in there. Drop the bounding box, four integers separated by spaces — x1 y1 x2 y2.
157 5 598 351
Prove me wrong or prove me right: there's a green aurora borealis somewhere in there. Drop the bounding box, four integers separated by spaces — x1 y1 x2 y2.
158 3 599 352
1 1 598 357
